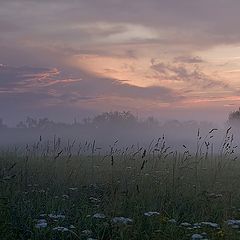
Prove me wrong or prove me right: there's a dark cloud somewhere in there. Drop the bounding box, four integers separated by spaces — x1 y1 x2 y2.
0 63 186 123
151 62 229 89
1 0 240 54
0 64 184 105
174 56 205 64
77 77 184 102
0 65 60 90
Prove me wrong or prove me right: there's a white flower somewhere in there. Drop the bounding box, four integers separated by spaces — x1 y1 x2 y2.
112 217 133 224
193 223 202 229
191 233 204 240
48 214 65 219
93 213 106 219
69 187 78 191
52 226 69 232
180 222 192 227
201 221 219 228
144 211 160 217
35 219 47 229
82 229 93 236
226 219 240 228
207 193 223 199
168 219 177 224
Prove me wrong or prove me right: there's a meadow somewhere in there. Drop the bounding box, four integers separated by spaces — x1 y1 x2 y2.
1 128 240 240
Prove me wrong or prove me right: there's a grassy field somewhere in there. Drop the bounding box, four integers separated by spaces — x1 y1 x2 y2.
1 130 240 239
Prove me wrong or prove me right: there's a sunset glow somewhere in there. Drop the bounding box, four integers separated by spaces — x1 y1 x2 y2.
1 0 240 124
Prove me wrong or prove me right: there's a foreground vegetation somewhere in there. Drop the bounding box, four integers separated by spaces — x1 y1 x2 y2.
1 129 240 239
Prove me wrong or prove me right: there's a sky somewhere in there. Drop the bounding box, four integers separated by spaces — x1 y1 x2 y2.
1 0 240 125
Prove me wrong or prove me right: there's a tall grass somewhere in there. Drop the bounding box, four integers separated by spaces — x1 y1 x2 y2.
1 128 240 239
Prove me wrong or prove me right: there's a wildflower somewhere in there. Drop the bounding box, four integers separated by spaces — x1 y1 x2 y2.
168 219 177 224
144 211 160 217
52 226 69 232
193 223 202 229
69 187 78 191
82 229 93 236
180 222 192 227
207 193 223 199
191 232 208 239
226 219 240 228
191 233 204 240
35 219 47 229
201 221 219 229
48 214 65 219
69 225 76 229
93 213 106 219
112 217 133 225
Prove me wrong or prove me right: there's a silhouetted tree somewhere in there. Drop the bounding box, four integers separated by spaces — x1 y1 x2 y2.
26 117 38 128
144 116 159 127
16 121 27 128
92 111 138 126
17 117 54 129
228 108 240 126
83 117 91 125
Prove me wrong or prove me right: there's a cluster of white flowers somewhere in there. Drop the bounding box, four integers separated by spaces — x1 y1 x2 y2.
144 211 160 217
52 226 69 232
35 219 47 229
35 212 69 232
48 213 66 219
180 221 219 230
112 217 133 225
191 233 208 240
82 229 93 236
93 213 106 219
226 219 240 229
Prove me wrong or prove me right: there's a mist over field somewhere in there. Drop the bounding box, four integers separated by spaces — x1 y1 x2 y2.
1 110 240 155
3 1 240 239
0 112 226 147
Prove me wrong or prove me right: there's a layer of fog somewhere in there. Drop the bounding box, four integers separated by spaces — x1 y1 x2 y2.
0 111 239 155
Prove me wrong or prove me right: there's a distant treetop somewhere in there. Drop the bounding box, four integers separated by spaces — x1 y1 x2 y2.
228 108 240 126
